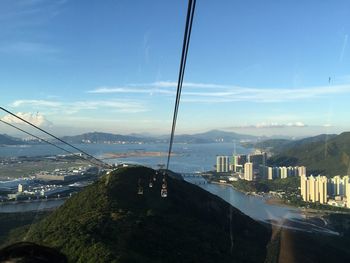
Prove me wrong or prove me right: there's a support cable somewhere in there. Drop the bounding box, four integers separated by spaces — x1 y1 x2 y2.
166 0 196 171
0 119 105 168
0 107 111 168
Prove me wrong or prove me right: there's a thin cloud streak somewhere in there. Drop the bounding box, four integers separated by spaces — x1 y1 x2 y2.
88 82 350 103
9 99 147 114
11 99 61 107
88 87 174 95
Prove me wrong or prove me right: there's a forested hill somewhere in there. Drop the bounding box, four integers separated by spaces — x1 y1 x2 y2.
268 132 350 176
11 166 270 263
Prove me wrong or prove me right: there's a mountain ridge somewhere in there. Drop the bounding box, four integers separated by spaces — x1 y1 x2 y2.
268 132 350 176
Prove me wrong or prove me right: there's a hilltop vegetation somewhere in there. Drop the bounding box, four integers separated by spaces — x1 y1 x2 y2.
5 167 271 262
243 134 336 154
268 132 350 176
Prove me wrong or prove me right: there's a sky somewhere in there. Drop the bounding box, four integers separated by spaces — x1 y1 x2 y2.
1 0 350 137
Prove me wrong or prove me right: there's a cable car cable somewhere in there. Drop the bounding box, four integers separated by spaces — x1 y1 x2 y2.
0 119 107 168
0 107 112 168
166 0 196 171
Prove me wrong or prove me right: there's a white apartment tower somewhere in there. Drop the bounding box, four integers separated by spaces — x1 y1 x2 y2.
216 156 230 173
244 162 253 181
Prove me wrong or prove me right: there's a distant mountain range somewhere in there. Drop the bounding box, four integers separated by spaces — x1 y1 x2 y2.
0 130 262 145
60 130 260 144
60 132 156 144
265 133 350 176
244 134 337 154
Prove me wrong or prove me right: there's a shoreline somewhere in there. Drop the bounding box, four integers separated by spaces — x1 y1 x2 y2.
209 180 349 217
102 151 178 159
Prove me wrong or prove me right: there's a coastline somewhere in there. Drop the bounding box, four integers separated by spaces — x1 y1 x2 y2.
208 180 348 217
102 151 177 159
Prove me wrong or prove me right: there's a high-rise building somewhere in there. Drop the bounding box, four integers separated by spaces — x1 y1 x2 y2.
300 175 308 201
329 175 344 196
309 175 317 201
280 166 288 179
18 184 23 193
318 175 328 204
300 175 328 204
297 166 306 177
345 176 350 208
273 167 280 179
267 166 273 180
287 166 295 177
216 156 229 173
244 162 253 181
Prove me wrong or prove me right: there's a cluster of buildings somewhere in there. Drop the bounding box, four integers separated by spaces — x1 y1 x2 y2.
1 165 100 201
300 175 350 208
216 151 267 173
7 183 70 200
35 166 98 182
260 165 306 180
216 151 306 181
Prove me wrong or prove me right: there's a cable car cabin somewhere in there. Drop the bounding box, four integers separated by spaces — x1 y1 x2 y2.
149 181 153 188
161 188 168 198
137 186 143 195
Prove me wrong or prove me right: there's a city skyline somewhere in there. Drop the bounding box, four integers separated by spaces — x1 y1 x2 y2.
1 0 350 136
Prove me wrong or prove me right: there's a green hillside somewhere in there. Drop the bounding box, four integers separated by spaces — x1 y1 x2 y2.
268 132 350 176
6 167 271 263
243 134 337 154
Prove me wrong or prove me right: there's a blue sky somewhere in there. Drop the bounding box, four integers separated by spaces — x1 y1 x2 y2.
1 0 350 137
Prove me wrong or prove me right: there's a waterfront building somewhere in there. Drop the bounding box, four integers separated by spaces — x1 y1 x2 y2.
259 165 306 180
329 175 345 196
317 175 328 204
216 156 229 173
300 175 308 201
346 177 350 208
300 175 328 204
244 162 253 181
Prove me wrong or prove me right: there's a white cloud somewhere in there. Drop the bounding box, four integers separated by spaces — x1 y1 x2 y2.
88 81 350 103
88 87 174 95
1 112 53 127
11 99 61 107
181 84 350 103
71 100 147 113
8 99 148 114
151 81 226 89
